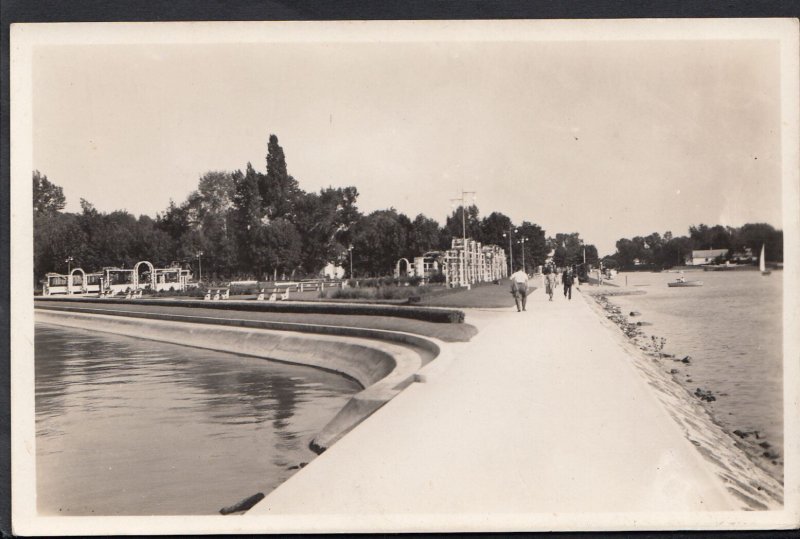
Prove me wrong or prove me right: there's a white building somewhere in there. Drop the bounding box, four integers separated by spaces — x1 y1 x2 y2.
689 249 729 265
322 262 346 280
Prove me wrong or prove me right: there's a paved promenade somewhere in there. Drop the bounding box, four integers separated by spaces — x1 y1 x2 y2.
248 282 738 527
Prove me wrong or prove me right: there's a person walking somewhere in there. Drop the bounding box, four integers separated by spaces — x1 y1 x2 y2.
509 266 529 312
563 270 574 300
545 271 557 301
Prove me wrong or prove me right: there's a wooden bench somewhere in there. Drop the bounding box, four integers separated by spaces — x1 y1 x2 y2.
257 284 295 301
204 287 230 300
298 281 321 293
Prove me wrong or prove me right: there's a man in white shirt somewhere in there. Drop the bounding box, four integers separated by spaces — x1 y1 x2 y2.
509 266 529 312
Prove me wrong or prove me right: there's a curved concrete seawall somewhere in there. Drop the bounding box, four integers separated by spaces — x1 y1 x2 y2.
34 303 442 362
35 308 445 452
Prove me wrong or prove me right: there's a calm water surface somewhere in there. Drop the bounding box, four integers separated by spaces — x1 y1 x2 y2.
611 270 783 459
35 323 361 515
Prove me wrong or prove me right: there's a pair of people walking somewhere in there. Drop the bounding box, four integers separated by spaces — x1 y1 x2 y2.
543 269 573 301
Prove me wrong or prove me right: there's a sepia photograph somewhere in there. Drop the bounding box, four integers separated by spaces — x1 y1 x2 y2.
10 18 800 534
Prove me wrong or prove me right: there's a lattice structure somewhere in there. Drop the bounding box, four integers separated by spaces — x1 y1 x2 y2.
443 238 507 287
394 241 506 286
481 244 507 282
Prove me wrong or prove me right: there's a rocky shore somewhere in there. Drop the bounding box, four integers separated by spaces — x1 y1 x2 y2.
584 289 784 509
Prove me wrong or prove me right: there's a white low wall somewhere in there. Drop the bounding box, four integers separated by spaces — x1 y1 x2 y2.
35 309 433 452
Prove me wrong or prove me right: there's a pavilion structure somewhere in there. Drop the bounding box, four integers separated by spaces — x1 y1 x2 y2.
42 261 194 296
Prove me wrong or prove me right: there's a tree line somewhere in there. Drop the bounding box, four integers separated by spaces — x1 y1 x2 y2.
34 134 601 286
607 223 783 270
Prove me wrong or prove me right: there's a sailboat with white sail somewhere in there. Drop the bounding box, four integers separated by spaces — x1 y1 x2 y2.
760 244 771 275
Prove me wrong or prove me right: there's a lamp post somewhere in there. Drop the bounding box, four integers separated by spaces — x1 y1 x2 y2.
64 256 74 294
196 251 204 284
518 237 528 274
450 189 476 286
503 227 518 275
348 244 354 279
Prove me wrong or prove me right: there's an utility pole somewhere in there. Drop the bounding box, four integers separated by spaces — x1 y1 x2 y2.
65 256 74 294
503 227 517 275
196 251 204 284
450 189 476 287
348 244 354 279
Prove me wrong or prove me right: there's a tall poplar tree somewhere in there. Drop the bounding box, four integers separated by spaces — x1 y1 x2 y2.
261 134 300 220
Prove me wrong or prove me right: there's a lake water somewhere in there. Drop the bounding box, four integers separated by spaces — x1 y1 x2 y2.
35 323 361 515
608 270 783 473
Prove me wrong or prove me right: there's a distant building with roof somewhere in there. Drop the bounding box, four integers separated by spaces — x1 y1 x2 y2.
689 249 729 265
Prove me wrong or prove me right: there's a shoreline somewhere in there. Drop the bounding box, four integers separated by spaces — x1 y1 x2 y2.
581 288 784 508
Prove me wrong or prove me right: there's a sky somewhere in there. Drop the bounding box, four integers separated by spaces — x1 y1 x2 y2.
32 36 783 256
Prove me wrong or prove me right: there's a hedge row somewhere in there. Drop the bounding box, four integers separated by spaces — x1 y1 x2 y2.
327 285 438 301
34 296 465 324
345 273 446 288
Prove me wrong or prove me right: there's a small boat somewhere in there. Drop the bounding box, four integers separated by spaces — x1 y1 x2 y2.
668 279 703 287
760 244 771 275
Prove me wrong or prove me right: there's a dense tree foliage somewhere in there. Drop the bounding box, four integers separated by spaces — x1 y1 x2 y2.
409 214 441 256
32 128 785 287
610 223 783 270
516 222 548 270
480 212 514 253
442 204 481 248
34 212 84 283
547 232 598 271
736 223 783 262
350 209 411 276
33 170 66 215
31 136 364 284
